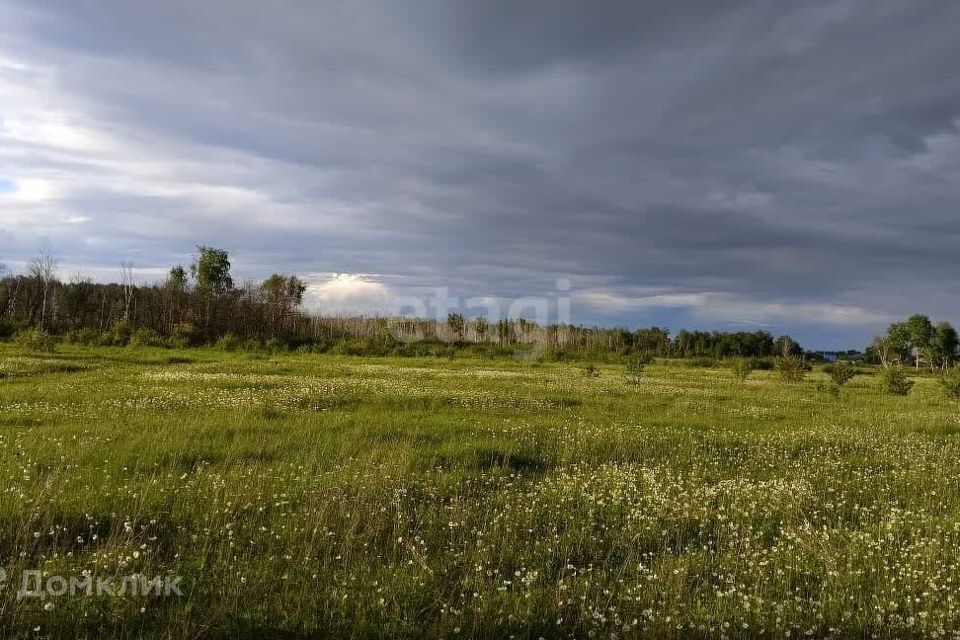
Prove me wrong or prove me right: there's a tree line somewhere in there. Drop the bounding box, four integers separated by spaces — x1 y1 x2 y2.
1 247 308 347
868 314 959 371
3 246 812 358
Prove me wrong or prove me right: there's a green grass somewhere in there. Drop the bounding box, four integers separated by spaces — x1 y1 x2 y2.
1 344 959 638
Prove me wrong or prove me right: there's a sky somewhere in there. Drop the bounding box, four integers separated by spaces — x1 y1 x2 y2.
1 1 959 350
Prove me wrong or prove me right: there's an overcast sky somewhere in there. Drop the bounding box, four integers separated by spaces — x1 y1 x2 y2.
1 1 959 349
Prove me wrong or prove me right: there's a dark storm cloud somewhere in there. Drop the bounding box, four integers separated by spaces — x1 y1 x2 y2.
1 0 959 348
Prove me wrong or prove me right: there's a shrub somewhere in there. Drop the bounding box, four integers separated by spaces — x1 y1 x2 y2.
823 362 857 388
939 365 960 399
730 358 756 382
14 328 57 353
0 319 16 340
98 322 132 346
536 348 569 363
63 327 101 345
879 366 914 396
129 328 165 348
242 339 265 352
296 339 336 355
171 322 197 348
265 337 290 353
751 358 776 371
777 355 810 384
215 333 242 352
625 353 654 384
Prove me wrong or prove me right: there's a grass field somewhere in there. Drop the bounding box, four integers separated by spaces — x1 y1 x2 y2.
1 344 959 638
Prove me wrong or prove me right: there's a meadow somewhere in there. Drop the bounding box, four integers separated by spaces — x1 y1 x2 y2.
1 344 959 638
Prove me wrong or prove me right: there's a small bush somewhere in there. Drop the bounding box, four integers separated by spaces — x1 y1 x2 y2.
823 362 857 387
63 328 101 345
171 322 197 348
730 358 756 382
215 333 242 352
98 322 132 347
751 358 776 371
129 328 165 348
938 365 960 399
625 353 654 384
14 328 58 353
265 337 290 353
242 339 265 352
777 355 810 384
296 339 335 355
534 348 569 363
879 366 914 396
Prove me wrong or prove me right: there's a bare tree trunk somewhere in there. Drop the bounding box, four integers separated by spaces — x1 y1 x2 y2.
120 262 135 323
29 250 57 330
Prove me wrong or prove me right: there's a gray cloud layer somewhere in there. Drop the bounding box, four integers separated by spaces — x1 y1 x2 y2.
1 0 959 348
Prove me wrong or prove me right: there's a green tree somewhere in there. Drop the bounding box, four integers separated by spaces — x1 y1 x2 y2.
776 338 809 383
939 365 960 399
261 274 307 330
774 335 802 357
879 366 914 396
167 265 188 291
447 313 466 342
868 335 892 366
931 322 959 371
884 322 911 365
261 274 306 309
633 327 670 357
473 317 489 342
625 353 654 384
777 355 809 384
731 358 756 383
496 319 511 345
823 362 856 388
190 246 233 294
905 314 935 370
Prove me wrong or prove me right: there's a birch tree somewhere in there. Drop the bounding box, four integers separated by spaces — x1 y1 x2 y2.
29 250 56 329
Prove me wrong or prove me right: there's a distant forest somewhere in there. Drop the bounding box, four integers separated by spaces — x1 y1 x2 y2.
2 247 951 366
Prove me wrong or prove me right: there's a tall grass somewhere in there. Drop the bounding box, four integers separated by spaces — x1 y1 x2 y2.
0 343 956 637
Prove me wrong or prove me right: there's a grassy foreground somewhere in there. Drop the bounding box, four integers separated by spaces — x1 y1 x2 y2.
1 345 959 638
